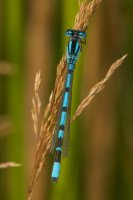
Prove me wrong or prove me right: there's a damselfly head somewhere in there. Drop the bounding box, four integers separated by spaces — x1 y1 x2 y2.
65 29 86 39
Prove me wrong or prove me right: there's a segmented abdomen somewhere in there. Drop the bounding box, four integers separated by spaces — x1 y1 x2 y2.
51 63 74 182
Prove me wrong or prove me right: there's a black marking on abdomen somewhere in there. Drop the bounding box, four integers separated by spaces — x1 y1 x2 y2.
57 138 63 147
65 87 70 92
54 150 61 162
68 69 73 74
60 125 65 131
62 107 68 112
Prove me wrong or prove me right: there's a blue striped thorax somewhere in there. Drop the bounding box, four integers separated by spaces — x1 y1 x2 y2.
65 29 86 64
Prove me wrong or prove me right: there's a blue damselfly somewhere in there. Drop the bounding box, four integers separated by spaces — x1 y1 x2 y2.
51 29 86 182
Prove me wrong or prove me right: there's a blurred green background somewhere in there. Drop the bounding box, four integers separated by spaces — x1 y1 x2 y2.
0 0 133 200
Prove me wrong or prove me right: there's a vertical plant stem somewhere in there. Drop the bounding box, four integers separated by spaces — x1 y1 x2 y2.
25 0 54 199
4 0 25 199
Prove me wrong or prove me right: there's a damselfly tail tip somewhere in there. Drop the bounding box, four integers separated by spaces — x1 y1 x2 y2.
51 177 58 183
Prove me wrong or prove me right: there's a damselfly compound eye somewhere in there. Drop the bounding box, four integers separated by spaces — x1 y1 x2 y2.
78 31 86 38
65 29 73 36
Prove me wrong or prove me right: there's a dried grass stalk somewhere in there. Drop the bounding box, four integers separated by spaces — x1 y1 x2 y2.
71 54 127 122
0 162 21 169
74 0 102 31
27 0 104 199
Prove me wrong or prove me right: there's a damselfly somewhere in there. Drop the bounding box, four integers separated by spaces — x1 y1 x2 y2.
51 29 86 182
